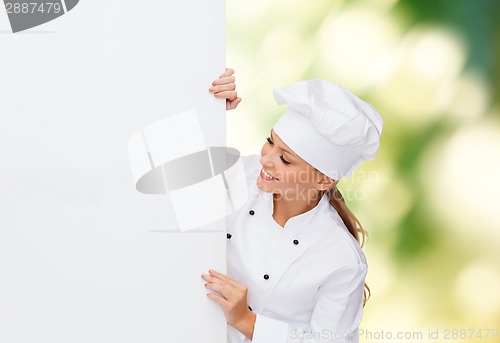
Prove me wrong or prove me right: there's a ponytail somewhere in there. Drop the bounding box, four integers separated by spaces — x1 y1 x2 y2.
325 187 371 307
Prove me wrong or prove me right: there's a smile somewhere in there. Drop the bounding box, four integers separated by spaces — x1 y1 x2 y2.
260 168 278 181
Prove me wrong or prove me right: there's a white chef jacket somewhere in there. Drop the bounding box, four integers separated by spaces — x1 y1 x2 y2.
226 154 367 343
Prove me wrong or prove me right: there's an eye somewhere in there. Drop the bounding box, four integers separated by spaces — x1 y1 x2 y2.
266 137 273 145
280 155 291 165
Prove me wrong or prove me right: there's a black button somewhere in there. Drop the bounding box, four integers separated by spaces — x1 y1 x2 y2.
249 210 255 215
227 233 232 239
263 274 269 280
293 239 299 245
248 306 252 311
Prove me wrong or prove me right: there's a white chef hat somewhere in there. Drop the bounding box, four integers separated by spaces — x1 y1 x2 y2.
272 79 383 180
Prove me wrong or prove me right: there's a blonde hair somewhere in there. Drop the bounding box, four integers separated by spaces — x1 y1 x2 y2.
323 186 371 307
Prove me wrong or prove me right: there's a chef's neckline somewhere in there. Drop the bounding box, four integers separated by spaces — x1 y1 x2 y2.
260 190 330 234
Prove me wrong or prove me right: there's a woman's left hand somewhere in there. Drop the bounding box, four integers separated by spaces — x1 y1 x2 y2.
201 269 255 337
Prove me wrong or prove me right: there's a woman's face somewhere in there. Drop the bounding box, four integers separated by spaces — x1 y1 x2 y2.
257 129 333 202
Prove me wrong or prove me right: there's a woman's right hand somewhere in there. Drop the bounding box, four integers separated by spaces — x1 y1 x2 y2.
209 68 242 110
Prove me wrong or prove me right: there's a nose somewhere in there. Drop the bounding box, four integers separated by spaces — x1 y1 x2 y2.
260 154 274 169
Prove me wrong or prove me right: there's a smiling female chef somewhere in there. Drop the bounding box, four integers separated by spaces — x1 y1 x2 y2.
203 69 383 343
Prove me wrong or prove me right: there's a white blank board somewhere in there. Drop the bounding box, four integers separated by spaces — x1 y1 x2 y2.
0 1 227 342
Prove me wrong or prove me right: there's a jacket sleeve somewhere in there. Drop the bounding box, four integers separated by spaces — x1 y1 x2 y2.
248 262 368 343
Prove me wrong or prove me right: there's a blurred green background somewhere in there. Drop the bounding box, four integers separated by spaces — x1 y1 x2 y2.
226 0 500 341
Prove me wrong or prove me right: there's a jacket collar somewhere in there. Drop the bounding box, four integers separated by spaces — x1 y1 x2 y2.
259 190 331 235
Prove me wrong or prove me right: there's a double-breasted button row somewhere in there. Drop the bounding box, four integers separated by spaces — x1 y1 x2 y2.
228 234 299 246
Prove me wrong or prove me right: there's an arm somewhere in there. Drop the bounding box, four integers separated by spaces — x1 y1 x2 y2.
251 263 368 343
201 269 256 340
209 68 242 110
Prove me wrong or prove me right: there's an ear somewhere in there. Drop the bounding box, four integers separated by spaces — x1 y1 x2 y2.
316 175 337 191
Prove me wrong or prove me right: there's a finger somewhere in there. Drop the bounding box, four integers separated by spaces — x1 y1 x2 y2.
205 282 232 299
218 68 234 79
226 97 242 110
207 292 227 307
201 273 228 287
212 75 235 86
214 90 237 101
209 269 242 289
209 83 236 93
